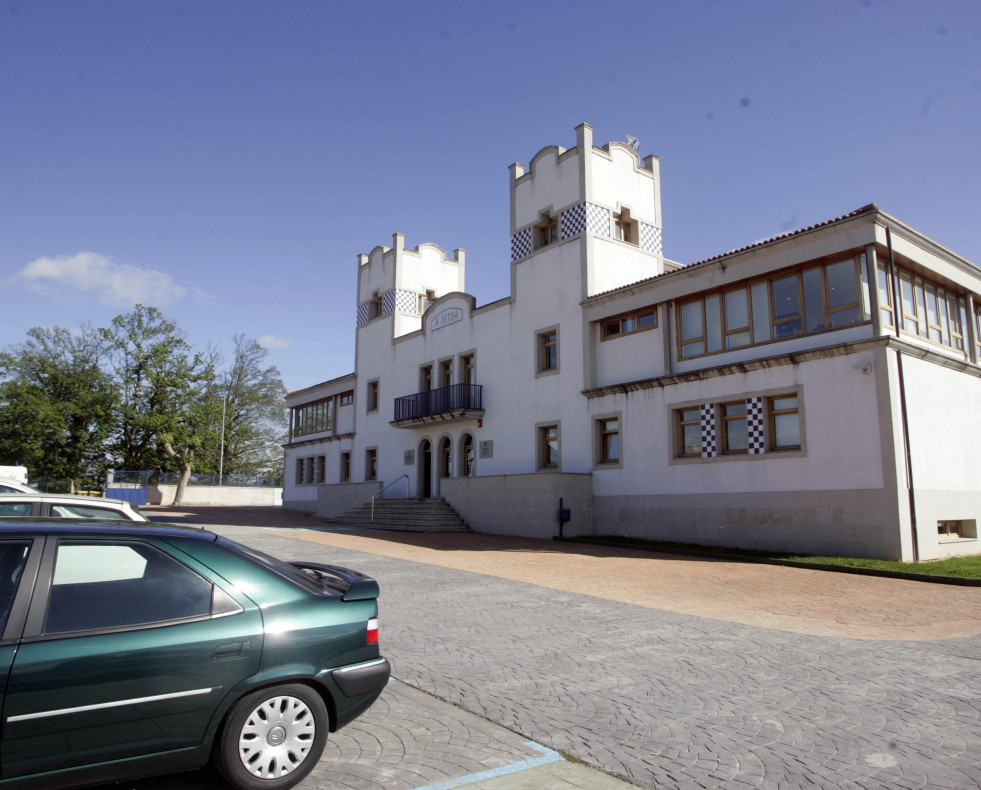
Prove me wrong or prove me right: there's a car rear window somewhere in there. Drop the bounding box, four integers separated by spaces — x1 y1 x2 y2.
217 537 324 594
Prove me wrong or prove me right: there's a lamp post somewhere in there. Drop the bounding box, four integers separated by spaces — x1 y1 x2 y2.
218 392 227 485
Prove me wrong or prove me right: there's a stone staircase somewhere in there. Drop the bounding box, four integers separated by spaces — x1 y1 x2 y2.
328 498 470 532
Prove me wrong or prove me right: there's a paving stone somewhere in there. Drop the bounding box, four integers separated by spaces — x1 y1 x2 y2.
108 511 981 790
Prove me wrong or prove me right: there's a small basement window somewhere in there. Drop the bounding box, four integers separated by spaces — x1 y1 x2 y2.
938 520 977 540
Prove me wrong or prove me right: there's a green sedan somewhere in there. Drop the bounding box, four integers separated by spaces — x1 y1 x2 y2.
0 521 390 790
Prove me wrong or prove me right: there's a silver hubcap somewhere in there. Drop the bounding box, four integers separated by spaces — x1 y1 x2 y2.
238 695 317 779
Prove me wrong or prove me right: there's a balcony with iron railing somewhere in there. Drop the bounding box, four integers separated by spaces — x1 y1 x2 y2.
392 383 484 427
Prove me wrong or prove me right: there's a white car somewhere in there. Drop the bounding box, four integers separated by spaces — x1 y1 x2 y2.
0 477 41 494
0 492 148 521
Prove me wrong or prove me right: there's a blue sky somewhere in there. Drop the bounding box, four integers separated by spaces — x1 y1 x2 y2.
2 0 979 391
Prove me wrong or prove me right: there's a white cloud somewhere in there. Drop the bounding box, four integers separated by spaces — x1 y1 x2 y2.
13 252 187 307
257 334 292 349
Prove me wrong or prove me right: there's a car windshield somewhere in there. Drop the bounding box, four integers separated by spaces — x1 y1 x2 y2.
217 536 324 594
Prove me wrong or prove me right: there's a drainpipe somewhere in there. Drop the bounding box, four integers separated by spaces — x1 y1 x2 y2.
886 228 919 562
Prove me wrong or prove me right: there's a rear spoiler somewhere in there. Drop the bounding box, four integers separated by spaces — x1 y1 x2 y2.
288 561 380 601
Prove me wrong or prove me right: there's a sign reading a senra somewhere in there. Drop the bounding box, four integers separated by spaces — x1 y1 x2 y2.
430 308 463 331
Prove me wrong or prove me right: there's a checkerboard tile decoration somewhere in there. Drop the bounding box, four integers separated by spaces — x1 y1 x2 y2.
382 290 397 315
640 223 662 255
356 303 370 327
700 404 718 458
511 228 532 261
393 289 417 314
747 397 765 454
561 204 586 239
586 203 611 236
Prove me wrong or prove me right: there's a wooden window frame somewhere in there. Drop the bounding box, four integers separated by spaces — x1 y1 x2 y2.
537 328 559 374
596 416 621 466
292 397 334 438
539 424 559 470
877 262 895 328
894 265 969 355
366 380 379 413
676 407 702 458
677 254 873 361
601 307 657 341
439 359 453 388
535 213 559 249
720 401 748 455
612 211 637 245
339 390 354 406
767 395 801 451
461 353 476 386
420 365 433 392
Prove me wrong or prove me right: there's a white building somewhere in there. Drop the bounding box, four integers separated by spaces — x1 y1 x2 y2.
284 123 981 562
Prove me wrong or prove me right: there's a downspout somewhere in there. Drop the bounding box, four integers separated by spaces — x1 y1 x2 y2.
886 228 919 561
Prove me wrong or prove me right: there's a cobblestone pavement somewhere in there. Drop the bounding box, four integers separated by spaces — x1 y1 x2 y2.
129 508 981 788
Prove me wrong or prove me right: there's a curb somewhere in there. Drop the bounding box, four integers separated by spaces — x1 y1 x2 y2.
555 536 981 587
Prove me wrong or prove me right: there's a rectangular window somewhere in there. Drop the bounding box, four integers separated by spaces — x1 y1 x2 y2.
675 393 803 459
677 408 701 457
439 359 453 388
367 380 379 412
877 263 895 328
339 391 354 406
721 402 747 454
538 329 558 372
888 265 969 354
419 289 436 314
679 255 872 360
536 215 558 248
420 365 433 392
612 212 636 244
365 448 377 481
340 452 351 483
768 395 800 450
602 308 657 340
312 456 325 484
598 417 621 464
461 354 476 385
539 424 559 469
291 397 334 438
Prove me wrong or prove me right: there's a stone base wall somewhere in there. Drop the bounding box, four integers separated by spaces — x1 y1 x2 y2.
592 488 902 560
441 472 593 540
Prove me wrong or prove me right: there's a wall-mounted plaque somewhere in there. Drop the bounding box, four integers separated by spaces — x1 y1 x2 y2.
431 308 463 331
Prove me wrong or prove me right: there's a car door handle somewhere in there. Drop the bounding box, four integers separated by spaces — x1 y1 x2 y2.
212 641 250 661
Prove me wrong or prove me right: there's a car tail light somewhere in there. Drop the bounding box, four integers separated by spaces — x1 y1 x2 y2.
366 617 379 645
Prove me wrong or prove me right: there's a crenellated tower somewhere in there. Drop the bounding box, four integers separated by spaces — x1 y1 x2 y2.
508 123 664 297
355 233 466 339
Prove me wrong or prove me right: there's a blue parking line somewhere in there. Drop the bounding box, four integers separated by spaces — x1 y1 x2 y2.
411 741 564 790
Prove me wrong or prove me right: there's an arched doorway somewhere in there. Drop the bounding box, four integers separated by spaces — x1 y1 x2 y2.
460 433 475 477
419 439 433 498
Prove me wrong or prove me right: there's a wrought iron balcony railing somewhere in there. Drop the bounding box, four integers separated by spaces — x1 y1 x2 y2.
393 383 483 426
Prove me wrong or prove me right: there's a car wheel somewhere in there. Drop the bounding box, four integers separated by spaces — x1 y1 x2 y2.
215 684 328 790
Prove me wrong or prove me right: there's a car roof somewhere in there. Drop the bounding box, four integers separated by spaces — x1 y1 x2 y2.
0 477 35 489
0 492 133 506
0 519 218 542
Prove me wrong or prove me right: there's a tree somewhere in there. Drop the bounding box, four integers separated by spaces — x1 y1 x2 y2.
217 335 287 477
0 326 116 489
101 305 213 504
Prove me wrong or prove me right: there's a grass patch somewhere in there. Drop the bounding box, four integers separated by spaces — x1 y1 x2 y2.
575 536 981 579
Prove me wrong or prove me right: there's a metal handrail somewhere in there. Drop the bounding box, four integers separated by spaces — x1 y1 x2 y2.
371 474 409 522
